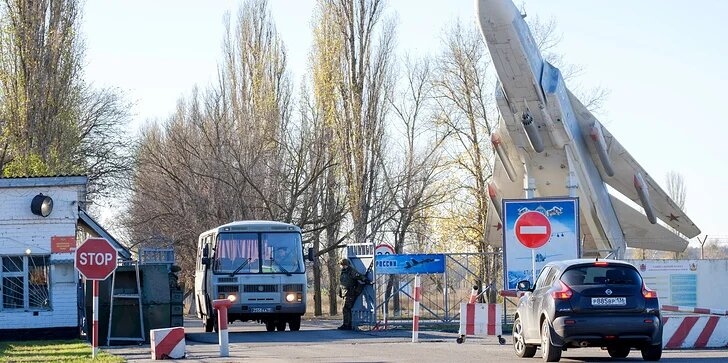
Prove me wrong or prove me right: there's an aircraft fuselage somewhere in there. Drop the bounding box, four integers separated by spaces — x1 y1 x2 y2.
476 0 627 256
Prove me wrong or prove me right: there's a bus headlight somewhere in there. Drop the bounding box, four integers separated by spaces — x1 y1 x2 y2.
227 294 238 302
286 293 296 302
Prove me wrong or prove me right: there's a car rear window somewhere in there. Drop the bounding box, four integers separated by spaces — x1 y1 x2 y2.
561 265 642 286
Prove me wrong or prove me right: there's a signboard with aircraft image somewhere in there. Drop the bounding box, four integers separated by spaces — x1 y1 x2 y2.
502 197 580 290
375 253 445 275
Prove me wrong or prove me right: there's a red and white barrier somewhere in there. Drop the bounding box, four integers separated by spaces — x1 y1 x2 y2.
412 275 422 343
662 305 728 316
458 303 502 339
150 327 185 360
662 315 728 349
498 290 525 298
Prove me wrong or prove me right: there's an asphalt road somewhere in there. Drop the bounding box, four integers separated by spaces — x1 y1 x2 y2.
106 318 728 362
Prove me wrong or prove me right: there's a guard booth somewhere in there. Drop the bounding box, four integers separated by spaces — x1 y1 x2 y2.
84 248 184 345
346 243 375 329
0 176 131 341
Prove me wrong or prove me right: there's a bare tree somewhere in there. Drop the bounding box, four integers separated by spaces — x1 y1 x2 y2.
667 170 688 258
0 0 131 198
432 20 499 296
381 55 451 313
128 0 329 288
307 0 396 314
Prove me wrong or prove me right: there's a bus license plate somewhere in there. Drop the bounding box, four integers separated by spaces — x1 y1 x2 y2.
591 297 626 306
250 307 274 313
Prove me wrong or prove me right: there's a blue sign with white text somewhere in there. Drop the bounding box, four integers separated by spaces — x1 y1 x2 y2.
375 253 445 274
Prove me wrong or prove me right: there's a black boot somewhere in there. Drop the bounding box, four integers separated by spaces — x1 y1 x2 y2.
337 324 351 330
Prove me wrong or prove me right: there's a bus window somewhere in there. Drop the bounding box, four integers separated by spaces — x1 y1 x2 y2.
262 232 303 273
215 233 259 273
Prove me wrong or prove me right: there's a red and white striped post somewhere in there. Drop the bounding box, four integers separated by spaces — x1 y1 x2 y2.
412 274 422 343
92 280 99 359
212 299 232 357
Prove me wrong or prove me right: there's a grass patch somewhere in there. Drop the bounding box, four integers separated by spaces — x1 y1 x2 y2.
0 340 124 362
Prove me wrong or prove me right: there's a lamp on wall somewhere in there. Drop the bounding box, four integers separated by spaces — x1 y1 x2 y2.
31 193 53 217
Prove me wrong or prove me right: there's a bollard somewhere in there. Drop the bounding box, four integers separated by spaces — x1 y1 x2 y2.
212 298 233 357
412 274 421 343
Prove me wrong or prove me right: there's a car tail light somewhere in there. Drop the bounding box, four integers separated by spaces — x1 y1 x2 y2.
551 280 573 300
594 261 609 266
642 283 657 299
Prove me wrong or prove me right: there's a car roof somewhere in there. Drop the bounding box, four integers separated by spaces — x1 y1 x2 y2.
545 258 637 270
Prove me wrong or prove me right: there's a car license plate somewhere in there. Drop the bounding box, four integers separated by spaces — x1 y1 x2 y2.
591 297 626 306
250 307 274 313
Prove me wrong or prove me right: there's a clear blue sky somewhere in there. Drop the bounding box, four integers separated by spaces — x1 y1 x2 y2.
82 1 728 242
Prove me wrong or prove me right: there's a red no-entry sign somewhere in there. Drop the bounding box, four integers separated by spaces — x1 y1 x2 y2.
75 237 118 280
514 211 551 249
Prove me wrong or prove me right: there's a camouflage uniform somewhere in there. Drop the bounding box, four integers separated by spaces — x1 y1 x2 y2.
338 258 367 330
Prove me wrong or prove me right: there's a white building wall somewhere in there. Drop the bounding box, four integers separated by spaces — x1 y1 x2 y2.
0 185 81 329
626 259 728 310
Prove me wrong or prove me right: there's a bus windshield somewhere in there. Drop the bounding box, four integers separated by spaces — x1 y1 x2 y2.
214 232 303 274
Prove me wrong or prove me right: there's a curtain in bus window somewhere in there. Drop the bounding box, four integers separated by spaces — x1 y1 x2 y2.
216 233 258 273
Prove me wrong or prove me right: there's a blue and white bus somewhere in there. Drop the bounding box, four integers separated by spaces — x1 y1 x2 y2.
194 220 312 332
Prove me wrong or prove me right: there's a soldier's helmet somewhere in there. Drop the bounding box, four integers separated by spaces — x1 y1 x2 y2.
339 258 351 266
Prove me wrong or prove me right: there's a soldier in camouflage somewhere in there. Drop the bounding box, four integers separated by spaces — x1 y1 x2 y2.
338 258 368 330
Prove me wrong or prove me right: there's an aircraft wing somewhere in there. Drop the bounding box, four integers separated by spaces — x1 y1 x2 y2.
567 90 701 238
609 195 689 252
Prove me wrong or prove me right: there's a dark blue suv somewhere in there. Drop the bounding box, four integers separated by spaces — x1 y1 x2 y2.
514 259 662 362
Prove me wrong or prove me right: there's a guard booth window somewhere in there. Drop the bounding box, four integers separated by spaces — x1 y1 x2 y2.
1 255 51 311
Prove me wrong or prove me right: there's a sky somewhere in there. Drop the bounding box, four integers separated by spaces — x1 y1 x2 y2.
81 0 728 243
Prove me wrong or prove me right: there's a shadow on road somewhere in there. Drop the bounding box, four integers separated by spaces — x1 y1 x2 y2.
186 328 457 344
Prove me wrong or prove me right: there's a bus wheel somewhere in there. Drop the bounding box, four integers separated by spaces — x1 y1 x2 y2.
275 320 287 331
288 316 301 331
265 321 275 332
204 316 215 333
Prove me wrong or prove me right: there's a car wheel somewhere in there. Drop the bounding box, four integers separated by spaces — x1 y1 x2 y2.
640 344 662 361
513 317 537 358
288 316 302 331
265 321 276 332
607 346 630 358
541 320 562 362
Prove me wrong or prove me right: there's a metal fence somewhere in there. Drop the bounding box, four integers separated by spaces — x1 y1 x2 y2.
348 246 514 329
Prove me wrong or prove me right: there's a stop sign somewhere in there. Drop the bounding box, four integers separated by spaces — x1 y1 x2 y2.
514 211 551 249
75 237 118 280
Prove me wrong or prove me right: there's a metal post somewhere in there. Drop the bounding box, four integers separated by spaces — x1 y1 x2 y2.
523 164 536 199
524 162 536 283
92 280 98 359
567 171 578 198
411 274 421 343
213 299 232 357
443 262 449 321
531 249 537 283
698 235 708 259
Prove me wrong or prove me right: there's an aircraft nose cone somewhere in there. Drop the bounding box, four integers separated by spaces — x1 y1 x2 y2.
476 0 518 25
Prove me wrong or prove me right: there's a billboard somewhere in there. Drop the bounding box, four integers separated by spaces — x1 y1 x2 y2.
375 254 446 274
503 197 580 290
